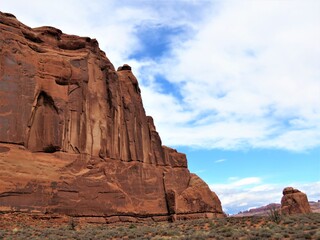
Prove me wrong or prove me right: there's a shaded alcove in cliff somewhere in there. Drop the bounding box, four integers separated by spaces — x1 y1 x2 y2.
27 91 61 152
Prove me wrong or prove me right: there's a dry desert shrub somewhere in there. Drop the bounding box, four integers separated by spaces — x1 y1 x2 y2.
0 213 319 239
268 206 281 224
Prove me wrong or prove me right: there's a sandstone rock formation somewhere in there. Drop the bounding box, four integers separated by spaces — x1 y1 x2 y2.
281 187 311 215
0 12 224 222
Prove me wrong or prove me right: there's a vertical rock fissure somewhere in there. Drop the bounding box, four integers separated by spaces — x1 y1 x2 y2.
162 172 170 216
162 171 176 221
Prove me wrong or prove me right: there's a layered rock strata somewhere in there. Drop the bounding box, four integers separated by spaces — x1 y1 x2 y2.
0 12 224 221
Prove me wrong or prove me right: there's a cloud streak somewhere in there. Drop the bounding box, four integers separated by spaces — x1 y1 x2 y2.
215 159 226 163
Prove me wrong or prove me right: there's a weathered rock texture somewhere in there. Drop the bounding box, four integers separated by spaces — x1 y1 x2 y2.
281 187 311 215
0 12 224 222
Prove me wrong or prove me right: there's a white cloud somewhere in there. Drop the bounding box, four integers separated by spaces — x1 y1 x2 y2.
210 178 320 214
2 0 320 152
141 0 320 151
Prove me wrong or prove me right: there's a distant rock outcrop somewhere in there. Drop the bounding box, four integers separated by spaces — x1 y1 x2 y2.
310 201 320 213
0 12 224 222
281 187 311 215
234 203 281 217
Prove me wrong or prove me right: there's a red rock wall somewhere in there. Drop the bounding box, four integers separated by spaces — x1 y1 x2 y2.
0 12 224 221
0 12 186 167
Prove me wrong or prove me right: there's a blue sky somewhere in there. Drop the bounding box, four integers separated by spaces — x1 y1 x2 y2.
2 0 319 214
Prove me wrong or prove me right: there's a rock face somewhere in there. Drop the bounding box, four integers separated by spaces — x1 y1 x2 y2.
0 12 224 221
281 187 311 215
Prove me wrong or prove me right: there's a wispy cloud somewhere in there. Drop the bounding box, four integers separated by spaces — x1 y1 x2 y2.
214 177 262 189
215 159 226 163
194 169 206 174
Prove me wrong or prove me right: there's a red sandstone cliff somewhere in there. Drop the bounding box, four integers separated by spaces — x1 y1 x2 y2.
0 12 224 222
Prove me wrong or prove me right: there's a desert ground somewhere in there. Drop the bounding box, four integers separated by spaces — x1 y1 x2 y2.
1 212 320 239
